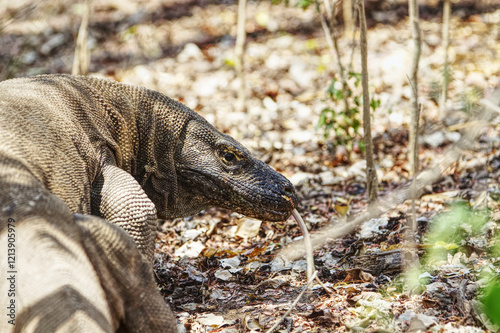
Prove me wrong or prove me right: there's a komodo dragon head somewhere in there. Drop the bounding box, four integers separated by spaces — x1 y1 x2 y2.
135 92 299 222
169 118 298 222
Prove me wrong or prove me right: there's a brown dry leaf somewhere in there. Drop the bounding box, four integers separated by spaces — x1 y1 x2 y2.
350 291 383 303
202 247 239 258
343 268 375 282
359 270 375 282
334 197 351 218
254 277 288 290
222 249 239 258
203 247 218 257
235 217 262 239
334 204 350 218
422 297 439 309
244 244 268 258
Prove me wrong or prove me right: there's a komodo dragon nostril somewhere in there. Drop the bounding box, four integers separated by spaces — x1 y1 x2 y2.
283 185 294 198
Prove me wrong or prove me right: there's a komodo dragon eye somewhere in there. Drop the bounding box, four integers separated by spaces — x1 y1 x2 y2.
223 152 235 163
217 141 244 165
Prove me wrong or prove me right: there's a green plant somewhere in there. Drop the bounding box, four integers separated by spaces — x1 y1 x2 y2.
406 202 500 328
480 230 500 328
482 271 500 327
271 0 314 9
317 72 380 156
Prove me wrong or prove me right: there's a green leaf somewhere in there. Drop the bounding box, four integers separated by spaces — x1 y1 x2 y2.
297 0 314 9
317 113 326 128
370 97 381 110
352 118 360 132
482 279 500 327
224 58 236 68
349 72 362 87
327 78 344 101
334 89 343 101
358 139 365 152
327 79 336 98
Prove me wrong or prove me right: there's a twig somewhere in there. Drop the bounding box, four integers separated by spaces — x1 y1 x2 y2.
479 98 500 114
315 274 334 294
235 0 247 113
347 6 359 74
72 0 91 75
265 271 318 333
318 0 350 115
408 0 421 179
439 0 451 115
409 105 421 244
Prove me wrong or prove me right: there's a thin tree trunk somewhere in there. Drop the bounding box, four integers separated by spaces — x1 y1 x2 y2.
439 0 451 115
319 0 350 116
235 0 247 113
357 0 378 202
408 0 422 241
72 0 91 76
343 0 354 37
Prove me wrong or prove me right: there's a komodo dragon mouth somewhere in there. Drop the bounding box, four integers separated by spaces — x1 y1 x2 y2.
233 192 296 222
174 164 298 222
229 173 298 222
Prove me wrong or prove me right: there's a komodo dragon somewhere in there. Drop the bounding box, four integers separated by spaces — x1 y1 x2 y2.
0 74 298 333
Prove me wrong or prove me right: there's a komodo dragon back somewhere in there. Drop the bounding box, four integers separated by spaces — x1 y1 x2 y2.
0 74 298 332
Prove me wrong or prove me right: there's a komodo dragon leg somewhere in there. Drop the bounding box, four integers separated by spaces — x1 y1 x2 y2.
91 164 157 263
1 212 114 333
0 212 176 333
75 214 177 333
0 158 174 333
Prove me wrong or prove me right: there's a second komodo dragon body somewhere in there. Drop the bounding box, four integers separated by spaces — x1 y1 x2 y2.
0 74 297 333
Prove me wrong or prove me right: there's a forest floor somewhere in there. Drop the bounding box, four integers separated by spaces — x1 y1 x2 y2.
2 0 500 332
